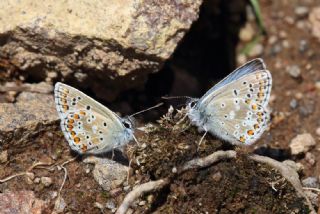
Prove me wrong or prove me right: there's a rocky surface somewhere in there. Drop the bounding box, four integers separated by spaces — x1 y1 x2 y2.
0 191 45 214
0 92 58 148
0 0 202 101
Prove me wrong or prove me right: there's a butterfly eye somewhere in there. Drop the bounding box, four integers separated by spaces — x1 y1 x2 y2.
123 121 131 129
190 101 196 108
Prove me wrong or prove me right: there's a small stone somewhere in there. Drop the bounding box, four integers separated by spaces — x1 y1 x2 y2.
295 6 309 18
239 23 254 42
0 150 8 163
147 195 154 203
304 190 319 206
282 40 290 48
299 40 308 53
302 177 319 188
34 177 40 184
49 191 58 199
315 81 320 90
268 35 278 45
123 185 130 192
211 172 222 182
295 92 303 100
270 44 282 55
287 65 301 78
305 152 316 165
106 200 116 210
85 168 90 174
248 43 264 57
94 202 104 210
110 188 122 197
237 54 247 65
40 177 53 187
26 172 35 180
138 200 146 206
47 71 57 79
290 133 316 155
54 196 66 213
290 99 298 109
284 16 295 25
279 30 287 39
315 127 320 136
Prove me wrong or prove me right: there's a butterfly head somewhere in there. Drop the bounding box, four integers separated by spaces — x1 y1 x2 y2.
122 116 135 130
186 98 199 110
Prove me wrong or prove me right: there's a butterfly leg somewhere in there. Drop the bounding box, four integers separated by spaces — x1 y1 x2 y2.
132 135 140 146
197 131 208 151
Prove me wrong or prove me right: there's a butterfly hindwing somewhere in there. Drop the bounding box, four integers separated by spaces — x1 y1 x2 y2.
54 82 132 154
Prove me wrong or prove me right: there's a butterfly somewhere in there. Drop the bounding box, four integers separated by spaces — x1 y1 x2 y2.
54 82 134 154
187 58 272 145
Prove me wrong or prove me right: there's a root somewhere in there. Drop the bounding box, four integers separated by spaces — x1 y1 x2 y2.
0 161 53 183
250 154 316 213
303 187 320 193
117 150 237 214
116 179 169 214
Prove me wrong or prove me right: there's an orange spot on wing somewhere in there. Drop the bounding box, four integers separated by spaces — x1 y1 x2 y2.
82 144 87 152
80 110 86 116
247 130 254 136
74 114 80 119
71 131 76 136
251 104 257 110
254 124 260 130
74 137 80 144
239 136 246 143
245 99 251 104
62 105 69 111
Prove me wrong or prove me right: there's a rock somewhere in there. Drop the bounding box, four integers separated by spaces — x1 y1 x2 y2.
295 6 309 18
287 65 301 78
0 150 8 163
0 92 58 148
0 191 45 214
248 43 264 57
299 39 308 53
0 0 202 101
239 23 254 42
211 172 222 182
290 99 298 109
83 156 128 191
41 176 53 187
94 202 104 210
289 133 316 155
305 152 316 166
302 177 319 188
53 196 66 214
106 200 116 210
139 200 146 206
309 7 320 42
34 177 41 184
316 127 320 136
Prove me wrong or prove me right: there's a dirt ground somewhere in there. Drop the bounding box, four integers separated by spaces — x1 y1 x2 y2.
1 0 320 213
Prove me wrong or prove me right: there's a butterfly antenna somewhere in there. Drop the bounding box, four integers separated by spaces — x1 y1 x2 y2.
129 102 164 117
161 96 193 100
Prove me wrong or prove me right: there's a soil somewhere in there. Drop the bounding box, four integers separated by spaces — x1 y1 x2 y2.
0 0 320 213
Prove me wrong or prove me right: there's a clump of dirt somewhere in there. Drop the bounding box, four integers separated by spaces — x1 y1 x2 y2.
126 108 311 213
155 155 310 213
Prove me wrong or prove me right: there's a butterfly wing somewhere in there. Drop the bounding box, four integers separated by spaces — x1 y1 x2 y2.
54 82 132 154
200 58 266 103
194 64 272 145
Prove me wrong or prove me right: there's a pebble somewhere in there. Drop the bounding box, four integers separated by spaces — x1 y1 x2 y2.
268 35 278 45
305 152 316 165
0 150 8 163
94 202 104 210
289 133 316 155
289 99 298 109
248 43 264 57
287 65 301 78
299 40 308 53
302 177 319 188
34 177 40 184
282 40 290 48
40 177 53 187
315 81 320 90
284 16 295 25
270 44 282 55
54 196 66 213
316 127 320 136
237 54 247 65
295 6 309 18
106 200 116 210
138 200 146 206
239 23 254 42
211 172 222 182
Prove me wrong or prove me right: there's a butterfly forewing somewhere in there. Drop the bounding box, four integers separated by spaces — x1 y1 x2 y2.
54 82 129 154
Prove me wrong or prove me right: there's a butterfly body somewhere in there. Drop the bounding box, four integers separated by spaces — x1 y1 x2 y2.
187 58 272 145
54 82 134 154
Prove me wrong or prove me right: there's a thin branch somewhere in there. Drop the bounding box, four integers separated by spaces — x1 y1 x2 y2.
116 179 169 214
303 187 320 193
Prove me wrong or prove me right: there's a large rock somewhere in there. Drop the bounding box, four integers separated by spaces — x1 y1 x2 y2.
0 0 202 101
0 191 45 214
0 92 58 148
